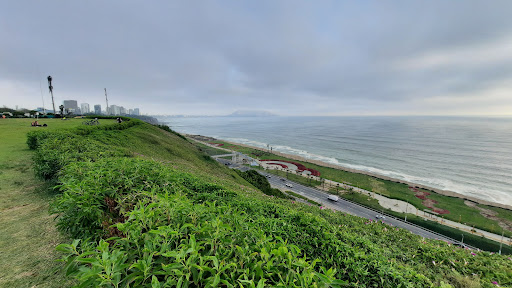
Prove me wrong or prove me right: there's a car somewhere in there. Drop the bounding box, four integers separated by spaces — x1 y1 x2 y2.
266 175 272 178
327 195 339 202
285 183 293 188
280 178 286 181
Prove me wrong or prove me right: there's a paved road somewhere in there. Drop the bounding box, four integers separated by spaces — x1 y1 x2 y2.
262 172 457 242
217 158 470 246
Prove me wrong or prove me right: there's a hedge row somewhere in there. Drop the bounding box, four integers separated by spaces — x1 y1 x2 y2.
29 124 512 287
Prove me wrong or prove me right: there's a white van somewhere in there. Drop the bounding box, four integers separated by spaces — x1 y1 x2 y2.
327 195 339 202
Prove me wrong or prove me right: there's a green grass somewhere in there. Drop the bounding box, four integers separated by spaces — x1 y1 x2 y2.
210 140 512 238
286 191 321 206
340 192 512 254
5 118 512 287
0 118 83 287
192 141 230 156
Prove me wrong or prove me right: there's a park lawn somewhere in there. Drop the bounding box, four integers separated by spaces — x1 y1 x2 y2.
192 141 230 156
428 193 512 237
209 139 512 238
0 118 84 287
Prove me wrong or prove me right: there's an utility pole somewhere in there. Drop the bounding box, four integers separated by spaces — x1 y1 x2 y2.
104 88 109 115
47 76 56 115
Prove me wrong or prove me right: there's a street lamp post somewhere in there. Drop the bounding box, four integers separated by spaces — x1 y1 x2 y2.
47 76 56 116
499 230 505 255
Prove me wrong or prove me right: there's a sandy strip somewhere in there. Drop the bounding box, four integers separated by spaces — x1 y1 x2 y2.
213 138 512 211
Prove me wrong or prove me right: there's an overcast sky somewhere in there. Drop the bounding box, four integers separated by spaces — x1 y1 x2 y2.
1 1 512 116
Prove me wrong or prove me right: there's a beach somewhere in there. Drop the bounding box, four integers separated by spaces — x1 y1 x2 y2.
217 138 512 211
163 116 512 206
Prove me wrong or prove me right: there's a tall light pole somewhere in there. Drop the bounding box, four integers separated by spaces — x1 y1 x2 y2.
499 230 505 255
47 76 56 115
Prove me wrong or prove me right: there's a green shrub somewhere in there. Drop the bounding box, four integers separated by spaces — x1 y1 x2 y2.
155 124 188 141
26 130 64 150
57 194 344 287
26 121 512 287
33 133 127 180
235 169 293 200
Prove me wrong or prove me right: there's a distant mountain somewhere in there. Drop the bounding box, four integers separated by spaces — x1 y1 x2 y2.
228 110 277 117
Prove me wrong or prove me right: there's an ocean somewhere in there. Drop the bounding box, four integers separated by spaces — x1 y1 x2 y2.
157 116 512 205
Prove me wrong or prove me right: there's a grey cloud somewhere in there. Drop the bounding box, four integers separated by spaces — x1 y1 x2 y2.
1 1 512 115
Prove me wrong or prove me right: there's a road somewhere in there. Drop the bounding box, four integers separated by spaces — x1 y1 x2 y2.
217 158 468 246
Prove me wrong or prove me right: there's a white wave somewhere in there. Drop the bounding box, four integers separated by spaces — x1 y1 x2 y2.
223 137 512 205
334 161 512 204
224 137 269 149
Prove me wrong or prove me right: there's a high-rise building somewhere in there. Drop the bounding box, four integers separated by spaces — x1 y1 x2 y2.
94 104 102 114
63 100 79 113
81 103 90 114
128 109 134 115
133 108 140 116
109 105 121 115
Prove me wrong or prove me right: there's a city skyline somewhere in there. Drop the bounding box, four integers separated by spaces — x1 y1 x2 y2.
20 99 140 116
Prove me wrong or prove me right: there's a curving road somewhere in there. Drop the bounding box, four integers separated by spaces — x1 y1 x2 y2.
218 158 472 247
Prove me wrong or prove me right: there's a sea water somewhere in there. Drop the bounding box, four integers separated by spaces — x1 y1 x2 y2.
158 116 512 205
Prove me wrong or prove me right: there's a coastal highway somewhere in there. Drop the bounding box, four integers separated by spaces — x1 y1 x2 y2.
218 159 466 246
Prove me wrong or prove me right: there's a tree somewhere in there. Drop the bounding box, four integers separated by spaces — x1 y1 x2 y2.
59 105 64 116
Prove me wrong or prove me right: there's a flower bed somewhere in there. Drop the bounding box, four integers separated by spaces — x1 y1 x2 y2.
260 159 321 176
266 162 288 169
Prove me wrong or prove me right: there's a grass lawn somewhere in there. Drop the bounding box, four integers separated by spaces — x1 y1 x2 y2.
192 141 230 156
0 118 93 287
209 139 512 238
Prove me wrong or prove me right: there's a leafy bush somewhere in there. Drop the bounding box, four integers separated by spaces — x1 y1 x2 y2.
33 133 127 180
155 124 188 141
57 194 344 287
27 130 61 150
236 169 293 200
27 121 512 287
73 118 142 135
52 158 240 240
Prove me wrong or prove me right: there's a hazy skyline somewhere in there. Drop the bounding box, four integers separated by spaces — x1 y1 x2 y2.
1 1 512 116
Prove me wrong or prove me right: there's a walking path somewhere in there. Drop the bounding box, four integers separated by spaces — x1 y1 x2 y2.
321 179 511 245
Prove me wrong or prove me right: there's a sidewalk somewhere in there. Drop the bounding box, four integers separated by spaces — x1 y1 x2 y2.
323 179 512 246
